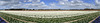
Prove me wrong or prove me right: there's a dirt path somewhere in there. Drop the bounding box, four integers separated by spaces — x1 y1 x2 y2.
88 16 100 23
0 16 9 23
64 18 84 23
64 16 90 23
4 15 36 23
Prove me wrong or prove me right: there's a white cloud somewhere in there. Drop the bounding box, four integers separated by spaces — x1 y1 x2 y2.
0 0 20 6
0 0 48 9
40 2 45 5
57 0 96 9
0 0 99 9
23 0 40 3
95 0 100 9
96 0 100 4
0 1 7 5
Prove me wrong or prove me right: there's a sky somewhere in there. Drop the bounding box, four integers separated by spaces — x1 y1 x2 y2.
41 0 95 5
41 0 58 5
0 0 100 9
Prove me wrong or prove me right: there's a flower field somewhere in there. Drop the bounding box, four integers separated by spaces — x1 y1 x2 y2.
0 11 98 18
0 11 99 23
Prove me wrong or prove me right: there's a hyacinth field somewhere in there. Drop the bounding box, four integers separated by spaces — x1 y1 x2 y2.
0 11 98 18
0 11 99 23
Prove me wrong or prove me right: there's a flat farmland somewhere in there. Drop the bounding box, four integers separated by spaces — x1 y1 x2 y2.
0 11 99 23
0 11 98 18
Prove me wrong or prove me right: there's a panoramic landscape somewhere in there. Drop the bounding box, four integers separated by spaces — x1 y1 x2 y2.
0 0 100 23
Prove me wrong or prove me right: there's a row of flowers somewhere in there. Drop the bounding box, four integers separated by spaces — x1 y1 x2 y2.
0 11 98 18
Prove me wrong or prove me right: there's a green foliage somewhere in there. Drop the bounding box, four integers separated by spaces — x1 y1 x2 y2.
0 13 27 23
72 12 100 23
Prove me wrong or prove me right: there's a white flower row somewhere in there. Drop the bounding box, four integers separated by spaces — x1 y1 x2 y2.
0 11 98 18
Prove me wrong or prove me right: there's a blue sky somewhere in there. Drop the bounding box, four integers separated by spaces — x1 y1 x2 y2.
41 0 95 5
41 0 58 5
0 0 100 9
82 0 95 4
